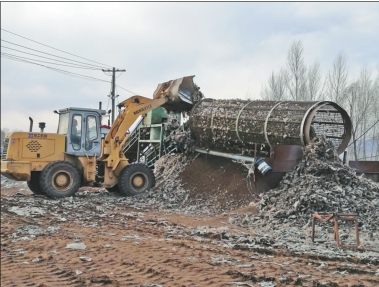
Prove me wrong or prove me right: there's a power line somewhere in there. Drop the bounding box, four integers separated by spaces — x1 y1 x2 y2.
348 118 379 147
2 50 137 95
116 71 124 78
116 85 136 95
2 30 139 97
1 46 103 69
1 40 106 69
2 54 111 83
1 52 101 70
103 71 113 76
115 86 120 105
1 28 114 68
103 70 123 78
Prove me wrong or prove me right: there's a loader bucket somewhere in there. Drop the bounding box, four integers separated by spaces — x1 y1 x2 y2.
153 75 202 112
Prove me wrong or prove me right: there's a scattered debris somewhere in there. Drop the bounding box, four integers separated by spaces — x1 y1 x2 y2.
1 135 379 286
66 242 86 250
226 136 379 256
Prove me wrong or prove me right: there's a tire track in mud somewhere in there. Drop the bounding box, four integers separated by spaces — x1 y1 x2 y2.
1 248 83 287
53 224 249 287
1 187 379 287
2 212 379 287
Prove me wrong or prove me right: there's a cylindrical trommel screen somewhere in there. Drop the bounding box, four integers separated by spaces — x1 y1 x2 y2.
188 99 351 155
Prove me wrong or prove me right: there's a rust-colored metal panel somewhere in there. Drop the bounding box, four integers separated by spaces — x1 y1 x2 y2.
269 145 303 172
349 161 379 182
349 161 379 173
254 145 303 193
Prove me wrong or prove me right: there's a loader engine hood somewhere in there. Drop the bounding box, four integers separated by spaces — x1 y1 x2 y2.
153 75 204 112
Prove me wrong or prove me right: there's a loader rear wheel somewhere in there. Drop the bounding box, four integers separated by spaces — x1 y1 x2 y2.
27 172 44 195
40 161 81 198
118 163 155 196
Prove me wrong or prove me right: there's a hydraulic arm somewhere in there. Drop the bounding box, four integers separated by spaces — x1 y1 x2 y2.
98 95 168 181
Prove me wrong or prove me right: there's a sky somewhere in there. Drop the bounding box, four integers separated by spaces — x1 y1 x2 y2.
1 2 379 133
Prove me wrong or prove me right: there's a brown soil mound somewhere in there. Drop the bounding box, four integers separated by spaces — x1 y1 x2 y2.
153 153 258 214
180 154 257 212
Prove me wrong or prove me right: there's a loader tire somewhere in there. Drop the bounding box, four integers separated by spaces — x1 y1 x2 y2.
27 171 44 195
118 163 155 196
105 184 120 193
40 161 81 198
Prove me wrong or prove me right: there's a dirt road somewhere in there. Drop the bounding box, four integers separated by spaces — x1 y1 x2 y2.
1 183 378 287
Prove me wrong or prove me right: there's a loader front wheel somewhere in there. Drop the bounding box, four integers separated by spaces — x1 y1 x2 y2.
105 184 120 193
27 171 44 195
40 161 81 198
118 163 155 196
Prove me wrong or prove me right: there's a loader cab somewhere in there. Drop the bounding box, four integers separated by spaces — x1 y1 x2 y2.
57 107 106 157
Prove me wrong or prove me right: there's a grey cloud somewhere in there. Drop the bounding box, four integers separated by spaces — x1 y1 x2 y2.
1 2 379 132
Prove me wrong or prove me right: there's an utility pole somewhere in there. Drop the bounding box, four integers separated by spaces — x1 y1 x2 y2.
102 67 126 124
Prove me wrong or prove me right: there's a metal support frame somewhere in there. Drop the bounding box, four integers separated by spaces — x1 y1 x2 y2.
194 147 256 163
235 101 254 143
264 101 282 147
311 212 360 248
137 124 165 166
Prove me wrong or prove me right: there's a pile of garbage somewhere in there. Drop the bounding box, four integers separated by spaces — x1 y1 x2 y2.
151 153 190 209
150 142 379 254
231 136 379 233
259 137 379 230
151 136 379 232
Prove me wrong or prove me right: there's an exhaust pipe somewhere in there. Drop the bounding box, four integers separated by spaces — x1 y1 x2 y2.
38 122 46 132
29 117 33 132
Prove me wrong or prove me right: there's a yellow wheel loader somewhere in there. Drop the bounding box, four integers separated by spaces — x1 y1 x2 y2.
1 76 201 198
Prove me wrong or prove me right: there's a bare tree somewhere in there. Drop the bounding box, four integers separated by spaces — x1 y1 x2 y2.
259 41 379 161
261 40 322 102
286 40 307 101
260 69 288 101
326 52 348 105
360 67 373 159
306 60 324 101
375 73 379 160
346 67 376 161
368 72 379 160
346 82 360 160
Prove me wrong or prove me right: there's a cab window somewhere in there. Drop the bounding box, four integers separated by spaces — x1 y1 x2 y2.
57 113 69 134
71 115 82 150
85 115 98 150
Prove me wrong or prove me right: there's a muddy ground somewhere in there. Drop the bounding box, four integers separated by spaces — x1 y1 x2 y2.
1 154 379 287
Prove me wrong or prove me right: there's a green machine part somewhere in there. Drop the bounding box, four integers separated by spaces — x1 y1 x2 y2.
143 107 168 125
